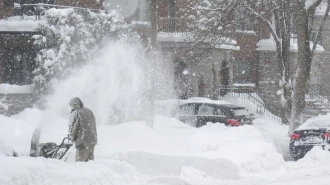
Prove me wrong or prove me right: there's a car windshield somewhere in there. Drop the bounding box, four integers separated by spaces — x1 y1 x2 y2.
197 104 215 115
178 104 195 115
233 108 249 116
297 114 330 130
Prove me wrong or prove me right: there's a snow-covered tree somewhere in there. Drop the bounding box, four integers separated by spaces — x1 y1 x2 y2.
32 8 127 97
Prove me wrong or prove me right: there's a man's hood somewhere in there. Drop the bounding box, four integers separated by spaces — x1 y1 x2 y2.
69 97 84 110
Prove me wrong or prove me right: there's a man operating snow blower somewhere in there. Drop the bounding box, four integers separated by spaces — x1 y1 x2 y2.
68 97 97 162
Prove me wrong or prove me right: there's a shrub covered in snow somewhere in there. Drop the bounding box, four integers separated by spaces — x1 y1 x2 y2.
32 8 128 97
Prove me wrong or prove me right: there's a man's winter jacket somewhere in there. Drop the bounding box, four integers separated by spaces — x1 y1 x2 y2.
68 97 97 148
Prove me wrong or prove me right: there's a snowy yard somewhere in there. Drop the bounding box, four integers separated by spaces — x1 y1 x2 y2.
1 111 330 185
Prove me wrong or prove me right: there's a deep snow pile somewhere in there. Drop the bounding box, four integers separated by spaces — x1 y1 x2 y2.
1 112 330 185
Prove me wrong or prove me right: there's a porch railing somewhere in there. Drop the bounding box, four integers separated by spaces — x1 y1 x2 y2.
306 84 330 111
219 85 282 124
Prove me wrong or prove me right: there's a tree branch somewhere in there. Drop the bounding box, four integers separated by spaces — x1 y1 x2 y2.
311 0 330 56
244 2 281 43
307 0 323 16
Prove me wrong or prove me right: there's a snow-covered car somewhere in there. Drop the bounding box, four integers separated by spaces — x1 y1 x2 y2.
174 100 252 127
289 114 330 160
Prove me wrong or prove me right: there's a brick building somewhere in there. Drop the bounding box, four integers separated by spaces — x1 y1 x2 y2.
0 0 103 114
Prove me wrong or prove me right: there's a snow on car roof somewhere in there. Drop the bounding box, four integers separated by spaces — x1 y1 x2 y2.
180 97 232 106
296 114 330 130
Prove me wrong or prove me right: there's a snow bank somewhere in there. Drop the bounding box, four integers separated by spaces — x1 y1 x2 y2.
125 151 239 180
191 123 286 173
0 115 36 155
0 156 141 185
1 111 326 185
0 112 288 185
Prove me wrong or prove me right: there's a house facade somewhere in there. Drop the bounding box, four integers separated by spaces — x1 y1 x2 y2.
153 0 256 100
1 0 329 117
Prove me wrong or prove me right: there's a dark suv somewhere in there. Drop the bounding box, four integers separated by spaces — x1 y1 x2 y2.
174 102 252 127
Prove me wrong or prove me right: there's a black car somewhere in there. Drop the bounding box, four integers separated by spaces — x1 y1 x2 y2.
174 101 252 127
289 114 330 160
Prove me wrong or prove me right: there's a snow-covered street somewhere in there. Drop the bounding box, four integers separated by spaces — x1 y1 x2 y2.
1 1 330 183
1 111 330 185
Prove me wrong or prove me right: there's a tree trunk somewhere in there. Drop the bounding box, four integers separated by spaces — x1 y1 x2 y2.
273 1 292 125
290 1 312 133
281 0 293 126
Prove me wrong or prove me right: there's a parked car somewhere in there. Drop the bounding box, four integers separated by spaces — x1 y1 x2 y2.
289 114 330 160
174 100 252 127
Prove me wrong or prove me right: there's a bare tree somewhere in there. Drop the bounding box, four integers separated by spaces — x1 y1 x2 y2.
246 0 329 132
191 0 330 132
289 0 325 133
244 0 293 125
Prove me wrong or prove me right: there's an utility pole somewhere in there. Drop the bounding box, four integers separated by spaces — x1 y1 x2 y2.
145 0 157 129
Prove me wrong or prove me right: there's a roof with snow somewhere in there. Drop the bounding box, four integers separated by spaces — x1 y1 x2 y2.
0 16 44 32
180 97 232 106
157 32 240 50
0 84 33 94
256 38 325 53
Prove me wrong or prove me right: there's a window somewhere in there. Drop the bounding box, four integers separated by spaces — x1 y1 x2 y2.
168 0 176 17
215 108 225 115
233 59 253 83
179 104 195 115
4 0 14 7
197 105 215 115
4 48 36 85
235 6 255 31
233 108 249 116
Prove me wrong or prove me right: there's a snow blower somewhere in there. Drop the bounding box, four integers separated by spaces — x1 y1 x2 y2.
30 128 73 160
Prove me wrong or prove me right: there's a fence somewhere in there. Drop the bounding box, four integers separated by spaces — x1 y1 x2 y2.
219 85 282 124
306 84 330 110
